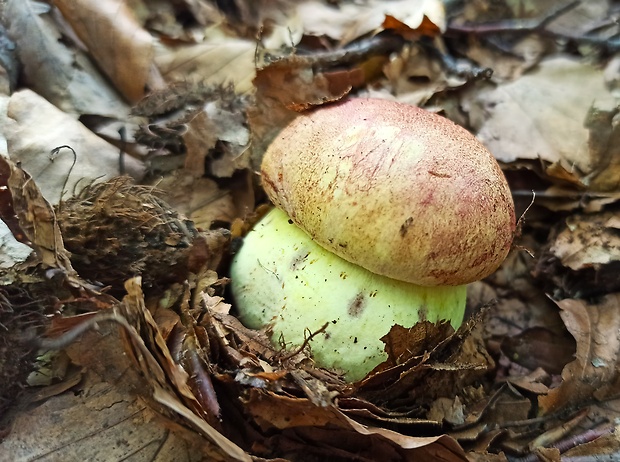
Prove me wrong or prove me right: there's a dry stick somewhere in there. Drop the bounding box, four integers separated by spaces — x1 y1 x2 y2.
261 32 405 70
280 322 330 361
49 145 77 212
507 424 615 462
447 1 581 35
528 408 590 451
22 308 127 350
447 1 620 53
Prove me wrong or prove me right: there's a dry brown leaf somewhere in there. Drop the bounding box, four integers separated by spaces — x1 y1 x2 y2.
3 90 144 203
539 294 620 414
153 170 240 229
53 0 155 103
0 156 73 271
355 318 494 408
155 38 257 94
244 388 468 461
534 211 620 297
4 0 129 117
377 43 456 106
298 0 445 44
96 279 251 461
464 57 617 190
550 212 620 270
182 90 250 178
500 327 575 375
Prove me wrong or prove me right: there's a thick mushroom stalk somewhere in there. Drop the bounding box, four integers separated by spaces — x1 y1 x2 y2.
231 98 515 382
230 208 466 382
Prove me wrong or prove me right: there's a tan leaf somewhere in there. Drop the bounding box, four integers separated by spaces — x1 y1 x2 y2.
465 57 617 190
539 294 620 414
550 212 620 271
4 90 144 203
0 156 73 271
1 368 205 461
298 0 446 43
4 0 129 117
155 39 256 94
53 0 155 103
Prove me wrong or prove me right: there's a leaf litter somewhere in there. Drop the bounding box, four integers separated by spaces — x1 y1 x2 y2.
1 0 620 460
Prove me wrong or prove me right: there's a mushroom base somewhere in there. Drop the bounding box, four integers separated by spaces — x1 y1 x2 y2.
230 208 467 382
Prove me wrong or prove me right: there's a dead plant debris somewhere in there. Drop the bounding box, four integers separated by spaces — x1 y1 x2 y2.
2 0 620 461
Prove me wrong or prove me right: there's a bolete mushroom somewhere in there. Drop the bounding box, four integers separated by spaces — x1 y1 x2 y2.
230 98 515 381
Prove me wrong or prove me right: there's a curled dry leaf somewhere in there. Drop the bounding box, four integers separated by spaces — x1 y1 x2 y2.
353 317 494 410
535 211 620 297
539 294 620 415
135 83 251 179
298 0 445 44
119 278 250 461
181 86 251 178
0 156 72 271
549 212 620 271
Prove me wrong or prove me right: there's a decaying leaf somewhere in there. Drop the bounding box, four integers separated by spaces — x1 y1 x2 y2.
154 37 257 94
0 156 72 271
298 0 446 44
4 0 129 117
535 211 620 297
550 212 620 270
53 0 155 103
182 86 251 178
540 294 620 414
353 317 494 411
3 90 144 203
464 57 618 190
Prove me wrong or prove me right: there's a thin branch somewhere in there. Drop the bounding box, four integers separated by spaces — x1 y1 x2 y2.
280 322 330 361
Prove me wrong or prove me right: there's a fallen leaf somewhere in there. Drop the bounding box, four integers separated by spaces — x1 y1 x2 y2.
500 327 575 375
155 38 257 94
53 0 155 103
5 0 129 117
535 212 620 297
4 90 144 203
298 0 446 44
550 212 620 270
539 294 620 414
0 156 73 271
464 57 616 190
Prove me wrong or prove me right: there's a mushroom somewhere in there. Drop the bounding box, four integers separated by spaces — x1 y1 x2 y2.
230 98 515 381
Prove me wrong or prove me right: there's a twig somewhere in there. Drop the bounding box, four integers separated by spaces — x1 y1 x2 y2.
507 423 615 462
21 309 124 350
447 1 581 35
280 322 330 361
261 32 405 70
447 1 620 53
49 145 77 210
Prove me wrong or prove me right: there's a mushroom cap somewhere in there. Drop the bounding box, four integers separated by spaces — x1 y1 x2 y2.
261 98 515 286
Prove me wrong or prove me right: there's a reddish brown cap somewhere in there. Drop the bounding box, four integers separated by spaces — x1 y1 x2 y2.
261 98 515 286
